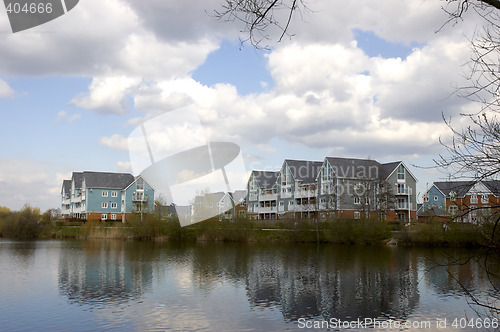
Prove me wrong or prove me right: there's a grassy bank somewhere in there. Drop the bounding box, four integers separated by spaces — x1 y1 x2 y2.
1 208 498 247
395 222 497 247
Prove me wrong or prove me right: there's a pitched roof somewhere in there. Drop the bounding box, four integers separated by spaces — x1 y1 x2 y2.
433 181 475 197
285 159 322 184
230 190 247 204
483 180 500 196
251 170 278 189
83 171 135 189
325 157 382 179
71 172 83 188
61 180 71 194
379 161 401 178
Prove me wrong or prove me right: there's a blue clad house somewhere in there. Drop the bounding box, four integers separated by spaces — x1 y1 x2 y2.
61 171 154 222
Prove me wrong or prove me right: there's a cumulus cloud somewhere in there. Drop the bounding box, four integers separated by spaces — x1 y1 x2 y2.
0 0 220 79
72 76 141 114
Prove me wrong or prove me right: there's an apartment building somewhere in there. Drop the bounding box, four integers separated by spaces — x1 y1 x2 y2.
61 171 154 222
246 157 418 222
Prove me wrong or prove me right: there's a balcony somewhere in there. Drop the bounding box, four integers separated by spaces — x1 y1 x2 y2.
396 187 412 195
295 189 317 198
133 192 148 202
259 193 277 201
255 206 277 213
395 202 413 210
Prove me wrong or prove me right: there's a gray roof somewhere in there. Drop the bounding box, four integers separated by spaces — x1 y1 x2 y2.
433 181 475 197
83 171 135 189
193 192 225 205
61 180 71 194
325 157 383 179
230 190 247 204
71 172 83 188
285 159 322 184
251 170 278 189
483 180 500 196
379 161 402 178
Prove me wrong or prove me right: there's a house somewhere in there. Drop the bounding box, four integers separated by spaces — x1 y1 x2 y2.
191 190 247 222
246 156 418 222
219 190 247 220
61 171 154 222
422 180 500 223
191 191 226 223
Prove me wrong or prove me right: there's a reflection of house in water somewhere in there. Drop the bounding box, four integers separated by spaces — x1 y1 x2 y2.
244 246 420 321
58 241 153 306
423 249 500 298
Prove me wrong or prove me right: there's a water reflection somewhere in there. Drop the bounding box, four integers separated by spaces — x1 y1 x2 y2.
52 241 500 329
243 245 420 321
58 240 153 306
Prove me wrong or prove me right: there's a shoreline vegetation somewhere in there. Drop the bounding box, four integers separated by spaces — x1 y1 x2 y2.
0 205 498 248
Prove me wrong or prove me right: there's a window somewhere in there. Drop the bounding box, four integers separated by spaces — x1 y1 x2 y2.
482 194 489 204
397 183 405 194
111 191 118 197
449 191 456 201
448 206 458 215
111 214 116 220
102 191 108 197
288 201 294 206
354 211 360 219
279 201 284 206
136 177 144 190
354 197 360 205
397 164 405 180
423 195 429 202
470 195 478 204
101 214 107 220
397 198 406 209
102 202 108 209
111 202 117 209
434 195 438 201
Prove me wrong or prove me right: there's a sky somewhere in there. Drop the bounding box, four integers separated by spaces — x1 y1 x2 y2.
0 0 487 211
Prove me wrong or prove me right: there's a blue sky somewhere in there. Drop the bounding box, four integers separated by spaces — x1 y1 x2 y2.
0 0 481 210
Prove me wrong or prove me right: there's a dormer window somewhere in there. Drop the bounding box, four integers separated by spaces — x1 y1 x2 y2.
449 191 456 201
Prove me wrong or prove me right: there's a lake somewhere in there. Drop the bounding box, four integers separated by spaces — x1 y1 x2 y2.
0 239 498 331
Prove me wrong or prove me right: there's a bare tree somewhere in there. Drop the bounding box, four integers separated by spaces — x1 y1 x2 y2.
213 0 309 49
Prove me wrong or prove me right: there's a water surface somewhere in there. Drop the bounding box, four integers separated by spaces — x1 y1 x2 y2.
0 239 498 331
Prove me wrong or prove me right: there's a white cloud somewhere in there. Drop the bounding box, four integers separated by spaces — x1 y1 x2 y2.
0 159 61 210
100 134 129 151
56 110 82 123
72 76 142 114
0 79 14 98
